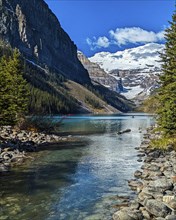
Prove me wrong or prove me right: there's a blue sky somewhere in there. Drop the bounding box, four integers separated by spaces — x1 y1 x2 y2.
45 0 175 57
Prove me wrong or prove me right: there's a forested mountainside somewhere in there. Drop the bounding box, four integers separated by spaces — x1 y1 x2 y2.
0 0 132 114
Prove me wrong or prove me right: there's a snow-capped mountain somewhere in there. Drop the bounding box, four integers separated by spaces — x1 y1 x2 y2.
89 43 164 72
89 43 164 101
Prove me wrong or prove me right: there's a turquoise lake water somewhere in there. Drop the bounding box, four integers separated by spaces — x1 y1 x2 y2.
0 114 154 220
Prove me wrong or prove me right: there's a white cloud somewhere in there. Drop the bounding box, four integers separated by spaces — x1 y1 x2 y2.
87 27 165 49
109 27 165 46
86 36 110 50
156 31 165 41
97 36 110 48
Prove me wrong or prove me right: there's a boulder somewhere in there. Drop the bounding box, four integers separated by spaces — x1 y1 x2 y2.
113 208 143 220
134 170 142 179
128 180 143 191
145 199 171 217
149 178 173 192
0 163 9 172
165 215 176 220
130 200 140 210
139 208 151 220
167 199 176 210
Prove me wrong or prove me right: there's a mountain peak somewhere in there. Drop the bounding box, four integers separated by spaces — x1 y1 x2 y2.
89 43 164 72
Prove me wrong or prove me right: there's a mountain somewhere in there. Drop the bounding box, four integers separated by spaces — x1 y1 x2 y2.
89 43 164 102
0 0 132 113
0 0 90 84
77 51 133 112
89 43 164 71
77 51 124 92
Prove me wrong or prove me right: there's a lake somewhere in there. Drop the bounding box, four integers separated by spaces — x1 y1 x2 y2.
0 114 154 220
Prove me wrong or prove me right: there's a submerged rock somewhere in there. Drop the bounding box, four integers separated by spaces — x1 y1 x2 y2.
117 129 131 135
0 163 9 172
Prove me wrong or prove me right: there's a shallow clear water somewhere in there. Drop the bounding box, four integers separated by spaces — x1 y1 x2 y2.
0 114 154 220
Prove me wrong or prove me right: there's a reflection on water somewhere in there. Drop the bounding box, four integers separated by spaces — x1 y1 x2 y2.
56 113 153 135
0 114 154 220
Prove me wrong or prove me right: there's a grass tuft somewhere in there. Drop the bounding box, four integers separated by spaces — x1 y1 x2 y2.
150 136 176 151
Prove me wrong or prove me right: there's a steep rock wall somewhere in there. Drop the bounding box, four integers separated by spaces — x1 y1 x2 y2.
0 0 90 83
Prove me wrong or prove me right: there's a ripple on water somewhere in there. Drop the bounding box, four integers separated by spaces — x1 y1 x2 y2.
0 114 154 220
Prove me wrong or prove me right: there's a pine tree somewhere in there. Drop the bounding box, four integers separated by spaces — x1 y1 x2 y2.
0 49 28 125
157 12 176 135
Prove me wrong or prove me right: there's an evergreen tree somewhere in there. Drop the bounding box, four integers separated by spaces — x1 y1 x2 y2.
157 12 176 135
0 49 28 125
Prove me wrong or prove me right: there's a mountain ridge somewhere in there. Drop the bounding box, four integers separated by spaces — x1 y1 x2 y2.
89 43 164 72
89 43 164 101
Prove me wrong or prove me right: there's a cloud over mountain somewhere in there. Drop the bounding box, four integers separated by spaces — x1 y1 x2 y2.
86 36 110 50
87 27 165 50
109 27 165 46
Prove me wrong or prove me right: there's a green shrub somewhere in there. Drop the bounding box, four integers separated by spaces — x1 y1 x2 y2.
150 136 176 150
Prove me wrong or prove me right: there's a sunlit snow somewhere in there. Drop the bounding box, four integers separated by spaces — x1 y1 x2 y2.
89 43 164 72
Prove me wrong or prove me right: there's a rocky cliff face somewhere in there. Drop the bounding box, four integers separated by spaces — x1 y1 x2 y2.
0 0 90 83
78 51 124 92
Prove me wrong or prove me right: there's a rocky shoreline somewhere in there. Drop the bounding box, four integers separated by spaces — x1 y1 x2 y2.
113 128 176 220
0 126 71 172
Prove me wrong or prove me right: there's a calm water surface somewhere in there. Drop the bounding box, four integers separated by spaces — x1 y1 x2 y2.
0 114 154 220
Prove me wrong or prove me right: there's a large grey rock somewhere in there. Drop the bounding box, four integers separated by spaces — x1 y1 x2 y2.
113 208 143 220
167 199 176 210
146 163 160 171
148 150 161 158
155 218 165 220
139 208 151 220
128 179 143 191
130 200 140 210
134 170 142 178
138 193 152 206
149 177 173 192
166 215 176 220
141 169 163 179
145 199 171 217
140 186 158 198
